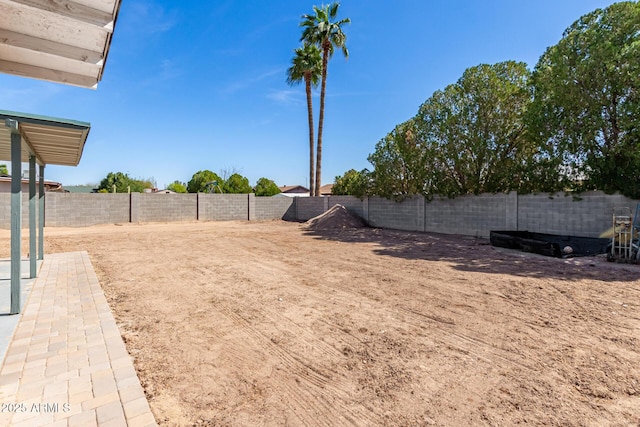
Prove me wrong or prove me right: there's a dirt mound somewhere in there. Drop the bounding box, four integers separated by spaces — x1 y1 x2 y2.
305 204 367 230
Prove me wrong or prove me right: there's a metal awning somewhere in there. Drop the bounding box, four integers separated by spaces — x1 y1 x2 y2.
0 109 90 165
1 110 91 315
0 0 122 89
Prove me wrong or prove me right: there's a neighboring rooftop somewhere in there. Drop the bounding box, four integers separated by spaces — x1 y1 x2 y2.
319 184 334 196
0 176 65 192
279 185 309 194
65 184 98 193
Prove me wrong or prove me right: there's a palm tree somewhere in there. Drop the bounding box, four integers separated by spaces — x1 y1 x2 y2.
301 2 350 196
286 44 322 197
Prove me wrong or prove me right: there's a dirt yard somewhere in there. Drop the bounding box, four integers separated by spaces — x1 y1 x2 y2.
2 220 640 426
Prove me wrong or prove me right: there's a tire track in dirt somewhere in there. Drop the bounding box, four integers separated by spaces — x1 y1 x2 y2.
209 299 382 426
276 266 541 374
322 256 638 377
293 251 550 367
397 306 535 370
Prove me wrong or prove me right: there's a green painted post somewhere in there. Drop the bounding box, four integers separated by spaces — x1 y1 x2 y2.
29 155 36 278
8 119 22 315
38 165 44 260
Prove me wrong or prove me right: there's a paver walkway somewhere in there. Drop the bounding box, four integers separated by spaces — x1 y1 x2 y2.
0 252 157 426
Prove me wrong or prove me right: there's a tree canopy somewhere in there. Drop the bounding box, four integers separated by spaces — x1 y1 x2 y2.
368 119 433 200
254 177 281 197
223 173 252 194
332 169 370 198
418 61 537 196
167 180 187 193
187 170 223 193
529 1 640 198
368 61 539 200
97 172 153 193
340 4 640 201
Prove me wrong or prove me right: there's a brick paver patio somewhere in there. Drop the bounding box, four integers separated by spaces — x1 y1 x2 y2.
0 252 156 426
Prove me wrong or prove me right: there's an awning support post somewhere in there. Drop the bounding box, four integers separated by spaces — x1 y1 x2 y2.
38 165 44 260
8 119 22 314
29 155 36 278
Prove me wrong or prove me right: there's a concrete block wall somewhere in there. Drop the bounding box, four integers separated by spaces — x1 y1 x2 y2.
45 193 129 227
328 196 365 218
254 197 295 221
422 193 512 237
3 191 638 237
517 191 637 237
0 193 35 229
293 192 640 238
295 197 325 221
0 193 7 228
133 193 198 223
0 193 301 229
368 196 425 232
248 194 256 221
198 194 250 221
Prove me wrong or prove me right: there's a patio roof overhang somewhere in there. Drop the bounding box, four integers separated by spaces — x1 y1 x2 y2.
1 110 91 315
0 0 122 89
0 109 90 166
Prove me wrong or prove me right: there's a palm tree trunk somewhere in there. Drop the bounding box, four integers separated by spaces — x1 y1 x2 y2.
305 75 315 196
316 44 330 197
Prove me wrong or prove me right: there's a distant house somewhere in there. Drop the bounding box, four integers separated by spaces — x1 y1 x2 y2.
65 185 98 193
319 184 333 196
276 184 334 197
278 185 310 197
0 176 66 193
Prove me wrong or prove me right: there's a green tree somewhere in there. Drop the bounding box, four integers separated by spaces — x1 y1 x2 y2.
254 178 281 196
332 169 371 198
529 1 640 198
223 173 252 194
368 119 434 200
0 164 8 175
167 180 187 193
367 62 543 199
414 61 538 196
301 2 350 196
287 43 322 198
97 172 151 193
187 170 222 193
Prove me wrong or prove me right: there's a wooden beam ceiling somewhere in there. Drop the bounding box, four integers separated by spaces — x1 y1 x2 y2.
0 0 121 88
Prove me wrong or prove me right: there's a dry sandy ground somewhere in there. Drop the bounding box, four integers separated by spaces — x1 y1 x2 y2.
1 220 639 426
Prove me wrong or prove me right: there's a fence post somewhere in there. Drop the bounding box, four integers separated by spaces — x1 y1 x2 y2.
9 121 21 314
506 191 518 230
130 192 141 223
416 195 425 232
248 193 256 221
363 197 369 224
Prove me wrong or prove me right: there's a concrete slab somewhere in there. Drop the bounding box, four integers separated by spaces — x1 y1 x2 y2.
0 259 40 364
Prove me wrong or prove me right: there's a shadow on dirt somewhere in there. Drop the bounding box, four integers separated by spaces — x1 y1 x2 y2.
302 226 639 283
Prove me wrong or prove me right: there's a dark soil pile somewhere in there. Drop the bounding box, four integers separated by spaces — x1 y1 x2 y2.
305 204 367 230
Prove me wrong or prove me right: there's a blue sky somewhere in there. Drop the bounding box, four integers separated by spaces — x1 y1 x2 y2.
1 0 620 189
